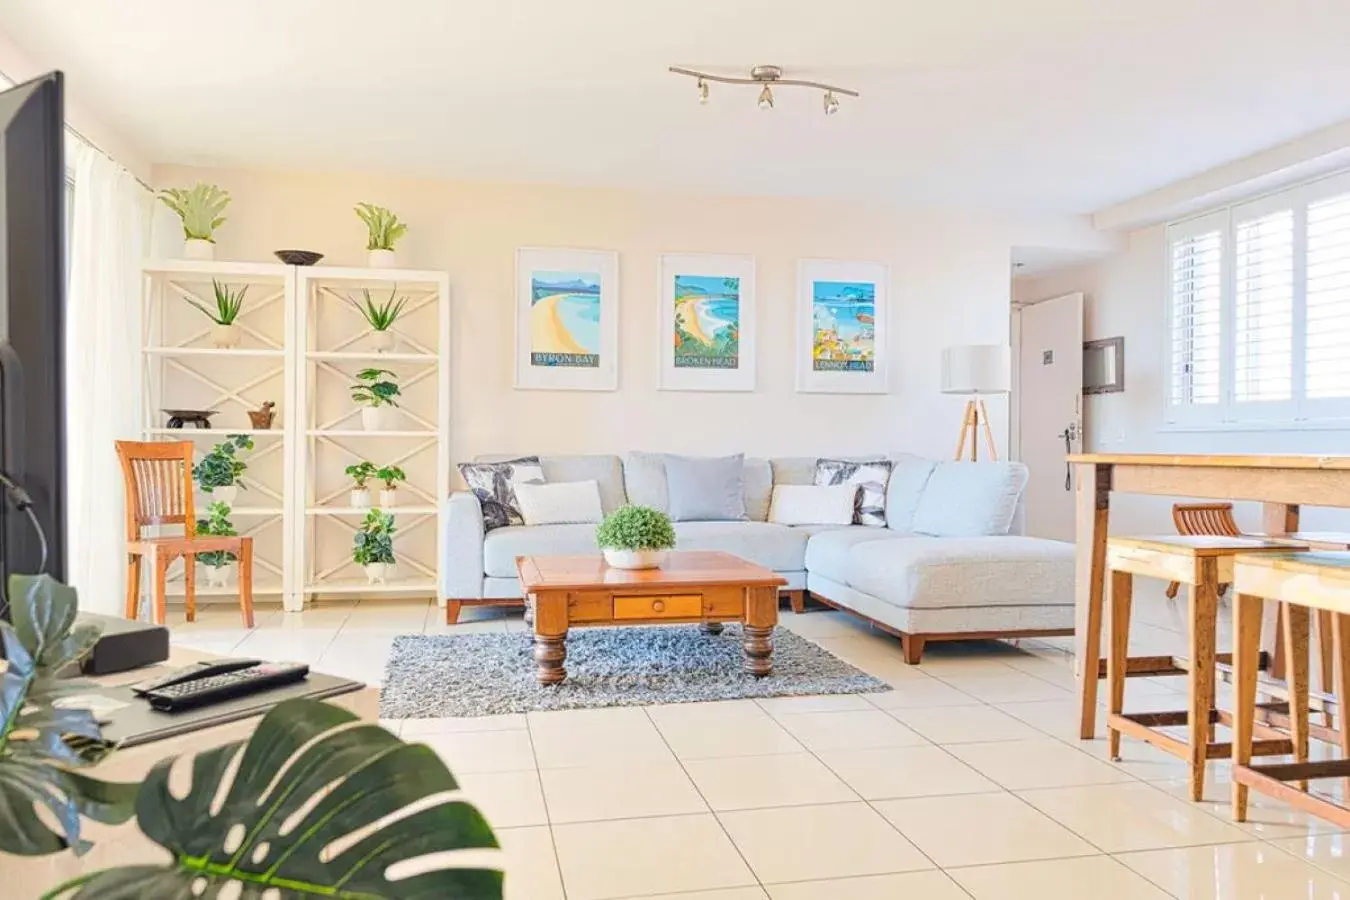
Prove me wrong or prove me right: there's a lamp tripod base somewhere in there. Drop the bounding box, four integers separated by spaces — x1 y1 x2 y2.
954 398 999 462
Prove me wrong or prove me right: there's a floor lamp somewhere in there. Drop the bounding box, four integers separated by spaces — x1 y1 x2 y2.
941 344 1010 461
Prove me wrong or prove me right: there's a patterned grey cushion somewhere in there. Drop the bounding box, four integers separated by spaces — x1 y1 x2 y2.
457 456 545 531
814 458 894 527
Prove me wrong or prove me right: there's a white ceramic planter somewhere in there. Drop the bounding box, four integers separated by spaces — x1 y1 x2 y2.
212 323 242 349
370 329 397 352
184 238 215 261
379 489 397 508
368 248 396 268
211 485 238 506
603 548 668 570
360 405 399 431
350 488 371 509
205 563 232 588
364 562 389 584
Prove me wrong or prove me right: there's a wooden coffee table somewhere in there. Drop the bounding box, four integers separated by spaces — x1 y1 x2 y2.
516 550 787 686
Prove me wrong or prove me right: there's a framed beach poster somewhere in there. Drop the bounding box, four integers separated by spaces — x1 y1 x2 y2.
658 253 756 391
796 258 889 393
515 247 619 391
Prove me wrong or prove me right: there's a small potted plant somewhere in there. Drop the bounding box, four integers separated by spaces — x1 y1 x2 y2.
351 367 401 431
596 504 676 570
376 464 406 508
186 279 247 348
159 183 231 260
192 434 254 506
353 508 396 584
347 286 409 352
195 500 238 588
345 460 378 508
355 202 408 268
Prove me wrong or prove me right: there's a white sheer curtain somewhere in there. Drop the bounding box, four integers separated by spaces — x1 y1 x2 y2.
65 142 147 615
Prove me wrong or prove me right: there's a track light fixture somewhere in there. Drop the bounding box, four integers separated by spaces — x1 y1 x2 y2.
670 64 858 115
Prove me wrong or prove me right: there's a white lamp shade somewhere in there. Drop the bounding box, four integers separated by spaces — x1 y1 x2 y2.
941 344 1010 395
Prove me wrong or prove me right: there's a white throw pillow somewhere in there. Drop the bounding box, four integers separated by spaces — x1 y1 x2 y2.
768 484 858 526
911 462 1029 537
514 480 604 526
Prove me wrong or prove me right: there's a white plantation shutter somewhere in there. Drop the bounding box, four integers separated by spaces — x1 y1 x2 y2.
1233 209 1294 402
1169 225 1223 408
1306 191 1350 399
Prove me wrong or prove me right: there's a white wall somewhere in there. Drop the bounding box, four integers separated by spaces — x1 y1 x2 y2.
149 164 1073 468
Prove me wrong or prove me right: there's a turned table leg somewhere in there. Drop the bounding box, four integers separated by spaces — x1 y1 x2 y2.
534 590 568 686
743 626 773 677
701 622 725 635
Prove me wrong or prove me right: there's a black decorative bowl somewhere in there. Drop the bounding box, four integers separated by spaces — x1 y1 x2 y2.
274 249 324 266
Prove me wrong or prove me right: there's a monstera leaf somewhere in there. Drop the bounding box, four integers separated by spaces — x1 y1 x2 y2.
0 574 138 856
64 699 503 899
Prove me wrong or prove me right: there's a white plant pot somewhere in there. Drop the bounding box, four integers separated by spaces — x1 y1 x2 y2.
368 248 397 268
211 485 238 506
379 489 397 508
370 329 397 352
360 405 399 432
184 238 215 261
350 488 371 509
212 323 242 349
603 548 668 570
364 562 389 584
205 563 232 588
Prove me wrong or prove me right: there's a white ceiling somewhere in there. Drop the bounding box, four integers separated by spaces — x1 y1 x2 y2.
5 0 1350 215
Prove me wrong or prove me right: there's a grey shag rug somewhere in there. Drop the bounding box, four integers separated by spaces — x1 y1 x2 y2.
380 624 890 718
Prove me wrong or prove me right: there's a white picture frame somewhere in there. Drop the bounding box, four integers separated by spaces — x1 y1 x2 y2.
514 247 619 391
658 253 756 391
796 258 889 394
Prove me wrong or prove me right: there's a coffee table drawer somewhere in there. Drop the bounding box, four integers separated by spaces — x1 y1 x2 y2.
614 593 702 620
702 586 745 617
567 592 613 622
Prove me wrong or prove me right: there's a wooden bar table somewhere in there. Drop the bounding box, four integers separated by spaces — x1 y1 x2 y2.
1070 453 1350 740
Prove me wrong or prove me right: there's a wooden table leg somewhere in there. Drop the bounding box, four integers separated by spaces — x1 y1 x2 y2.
743 585 777 677
1075 463 1111 740
701 622 725 635
534 590 568 686
1233 592 1263 822
1284 603 1312 791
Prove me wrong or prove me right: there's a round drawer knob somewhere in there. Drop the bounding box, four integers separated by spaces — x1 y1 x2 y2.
652 600 665 612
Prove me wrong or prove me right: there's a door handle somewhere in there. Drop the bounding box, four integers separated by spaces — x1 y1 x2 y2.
1059 423 1079 491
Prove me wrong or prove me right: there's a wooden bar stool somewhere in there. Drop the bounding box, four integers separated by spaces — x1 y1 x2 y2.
1165 504 1240 599
1232 551 1350 827
116 440 255 628
1106 535 1299 801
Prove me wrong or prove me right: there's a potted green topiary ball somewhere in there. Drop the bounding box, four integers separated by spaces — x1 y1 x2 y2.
596 504 676 569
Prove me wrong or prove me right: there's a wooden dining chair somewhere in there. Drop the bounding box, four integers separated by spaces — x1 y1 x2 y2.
116 440 254 628
1166 503 1242 599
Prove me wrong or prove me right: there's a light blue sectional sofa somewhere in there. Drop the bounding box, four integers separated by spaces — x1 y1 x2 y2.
442 452 1075 662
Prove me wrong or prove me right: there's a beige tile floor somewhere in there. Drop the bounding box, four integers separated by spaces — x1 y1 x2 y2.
171 598 1350 900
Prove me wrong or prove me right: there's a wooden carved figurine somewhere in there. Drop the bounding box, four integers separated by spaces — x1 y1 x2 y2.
247 401 276 430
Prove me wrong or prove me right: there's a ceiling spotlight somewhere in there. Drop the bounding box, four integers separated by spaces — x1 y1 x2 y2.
823 91 839 116
757 85 774 110
668 64 858 115
697 78 709 104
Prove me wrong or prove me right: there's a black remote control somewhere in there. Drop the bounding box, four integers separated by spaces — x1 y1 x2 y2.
138 661 310 712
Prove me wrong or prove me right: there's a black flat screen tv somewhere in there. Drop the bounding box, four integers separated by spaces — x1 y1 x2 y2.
0 72 65 618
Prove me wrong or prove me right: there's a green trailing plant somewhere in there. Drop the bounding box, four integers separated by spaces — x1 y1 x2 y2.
377 464 407 490
353 509 396 566
354 202 408 251
345 460 378 489
191 434 254 491
157 183 230 242
194 501 237 568
351 368 401 408
596 504 676 552
0 574 139 858
186 279 247 326
347 287 410 331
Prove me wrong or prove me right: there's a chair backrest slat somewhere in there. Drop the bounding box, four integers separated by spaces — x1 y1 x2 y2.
1173 503 1241 538
115 441 197 540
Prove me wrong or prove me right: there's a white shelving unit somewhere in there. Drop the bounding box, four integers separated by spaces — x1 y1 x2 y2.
295 267 451 612
141 260 450 612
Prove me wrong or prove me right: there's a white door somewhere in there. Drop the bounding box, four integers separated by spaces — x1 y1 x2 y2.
1016 292 1084 540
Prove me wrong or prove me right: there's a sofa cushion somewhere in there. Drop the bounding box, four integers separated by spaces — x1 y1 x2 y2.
843 536 1074 610
673 521 809 572
885 456 937 533
803 527 907 584
477 454 627 514
622 453 773 521
665 454 748 522
514 480 604 526
483 524 599 577
768 484 857 526
458 456 545 531
912 462 1029 537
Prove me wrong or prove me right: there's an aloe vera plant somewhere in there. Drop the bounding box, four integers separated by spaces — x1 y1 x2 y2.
347 286 410 331
355 202 408 251
158 183 231 242
186 279 247 325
